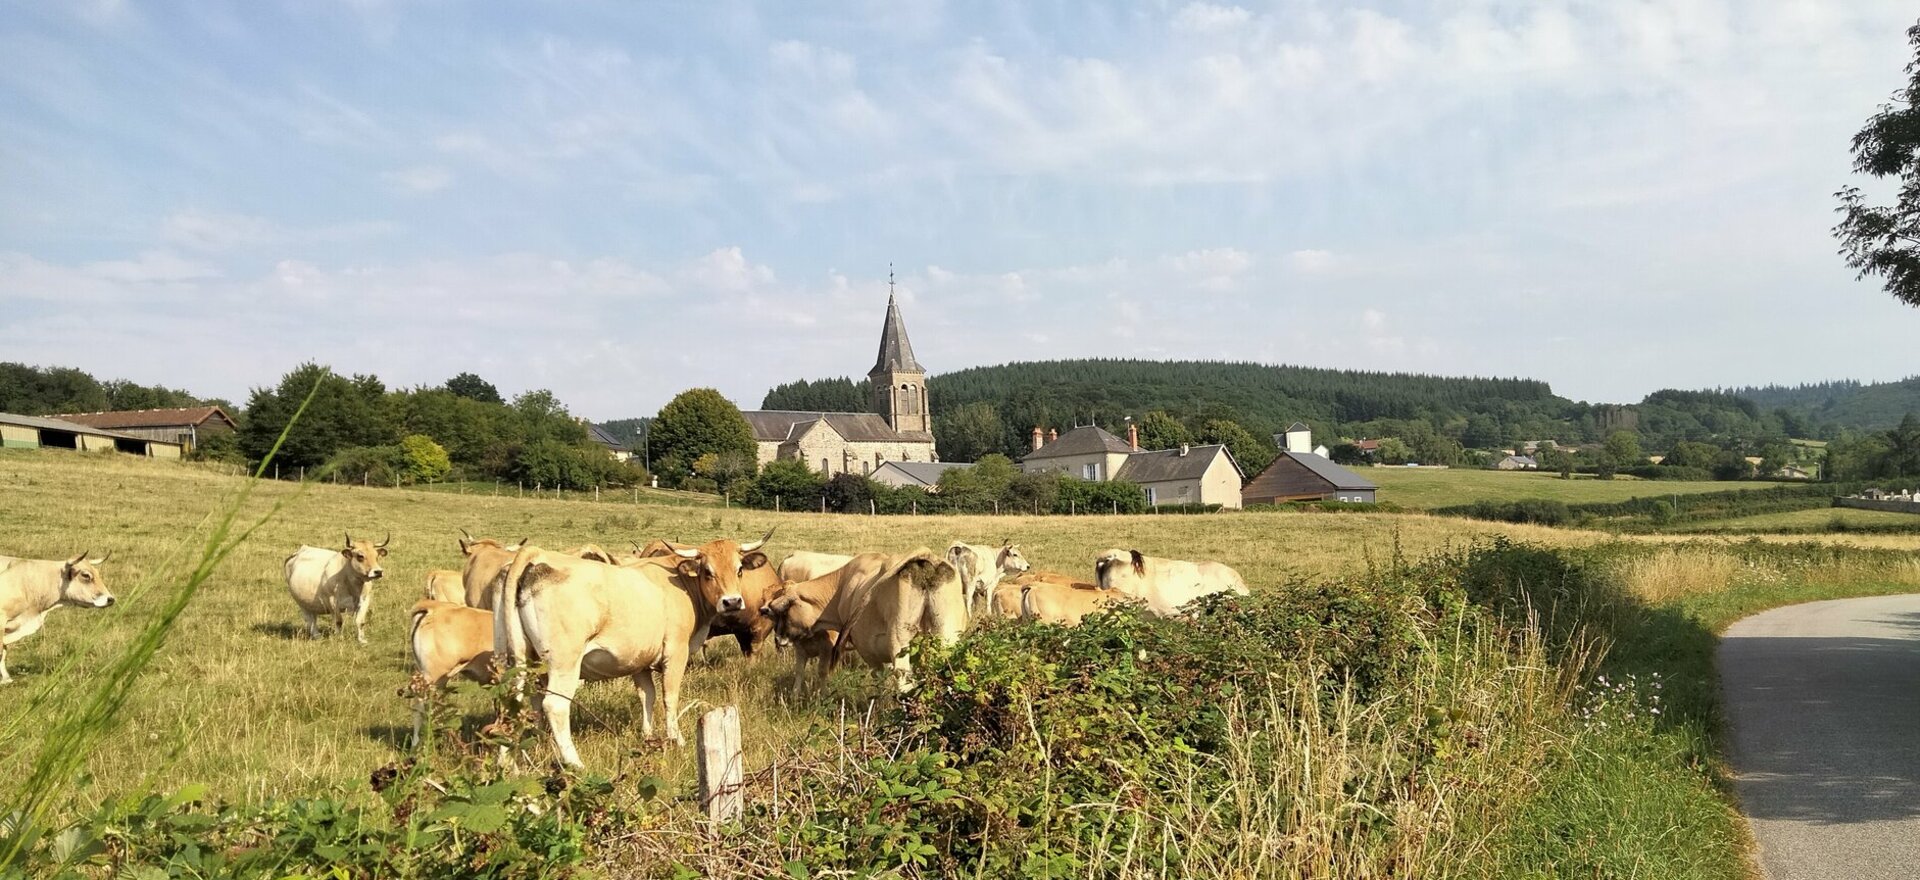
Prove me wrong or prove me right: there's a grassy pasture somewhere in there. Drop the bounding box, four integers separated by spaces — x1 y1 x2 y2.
1670 505 1920 534
0 448 1605 801
1366 465 1775 509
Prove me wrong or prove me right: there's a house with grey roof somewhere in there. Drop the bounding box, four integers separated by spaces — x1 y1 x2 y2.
583 422 633 462
1242 451 1378 504
871 460 973 490
1020 424 1244 508
739 294 939 477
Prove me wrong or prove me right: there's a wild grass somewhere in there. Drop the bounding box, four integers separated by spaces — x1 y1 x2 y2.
1366 466 1775 509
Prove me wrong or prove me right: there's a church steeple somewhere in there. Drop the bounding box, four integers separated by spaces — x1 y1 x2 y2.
868 270 930 435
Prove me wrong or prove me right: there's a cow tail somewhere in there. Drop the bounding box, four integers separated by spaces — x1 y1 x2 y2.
1019 584 1036 621
498 545 539 670
408 601 434 675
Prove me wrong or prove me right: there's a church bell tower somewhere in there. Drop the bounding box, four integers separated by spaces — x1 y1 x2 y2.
868 271 929 436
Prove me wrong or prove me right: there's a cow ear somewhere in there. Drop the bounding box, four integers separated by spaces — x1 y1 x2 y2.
377 547 389 558
1130 550 1145 576
742 552 768 571
676 559 702 579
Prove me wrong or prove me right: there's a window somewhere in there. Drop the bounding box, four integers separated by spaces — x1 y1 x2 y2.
1082 462 1101 481
1145 486 1157 505
862 461 870 475
1181 485 1191 497
821 457 829 474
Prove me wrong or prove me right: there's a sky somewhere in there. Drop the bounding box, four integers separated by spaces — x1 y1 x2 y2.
4 0 1919 421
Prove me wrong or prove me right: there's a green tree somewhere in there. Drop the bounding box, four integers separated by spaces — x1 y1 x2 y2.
445 372 504 404
1835 21 1920 306
400 434 452 484
240 363 397 471
1198 418 1275 476
822 472 878 513
1462 414 1505 449
1327 442 1367 465
1662 441 1723 471
1375 437 1413 465
936 401 1004 462
1538 446 1576 479
647 389 757 488
1884 412 1920 476
937 453 1019 512
742 459 825 510
1135 411 1190 451
1712 450 1755 481
1602 431 1644 466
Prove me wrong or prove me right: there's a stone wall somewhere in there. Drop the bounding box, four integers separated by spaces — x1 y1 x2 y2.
1834 497 1920 515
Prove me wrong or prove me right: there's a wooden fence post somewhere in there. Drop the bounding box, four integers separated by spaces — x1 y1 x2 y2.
699 705 743 823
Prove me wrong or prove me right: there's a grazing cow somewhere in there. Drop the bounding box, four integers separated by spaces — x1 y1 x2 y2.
763 549 965 691
0 552 114 683
458 532 527 610
284 533 388 643
778 550 853 585
946 540 1031 617
423 569 464 604
662 530 780 657
1093 549 1248 618
495 545 697 768
406 599 494 745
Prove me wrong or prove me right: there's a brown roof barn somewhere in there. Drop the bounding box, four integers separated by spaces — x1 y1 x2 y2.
1243 452 1378 504
51 406 235 453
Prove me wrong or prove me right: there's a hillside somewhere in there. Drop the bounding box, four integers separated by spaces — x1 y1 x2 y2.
1731 377 1920 432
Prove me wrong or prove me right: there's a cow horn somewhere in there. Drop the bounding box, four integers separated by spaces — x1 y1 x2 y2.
672 545 701 559
377 532 391 549
631 541 643 554
90 550 112 565
67 551 87 568
344 531 353 547
740 526 776 554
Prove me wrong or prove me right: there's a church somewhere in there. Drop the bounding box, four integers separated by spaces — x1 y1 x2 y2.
741 295 939 476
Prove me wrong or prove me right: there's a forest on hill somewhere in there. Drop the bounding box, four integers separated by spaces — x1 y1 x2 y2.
1728 377 1920 432
761 359 1837 462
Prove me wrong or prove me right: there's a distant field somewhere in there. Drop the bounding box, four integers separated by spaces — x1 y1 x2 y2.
1678 505 1920 534
1366 465 1776 509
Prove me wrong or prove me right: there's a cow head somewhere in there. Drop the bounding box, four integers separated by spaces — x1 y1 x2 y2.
59 551 115 608
672 528 775 615
342 531 388 581
995 541 1031 578
760 584 825 646
1093 548 1142 590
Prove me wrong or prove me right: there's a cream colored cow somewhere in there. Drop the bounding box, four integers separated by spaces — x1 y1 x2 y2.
778 550 854 585
1092 549 1247 618
0 551 114 683
495 545 698 768
406 599 494 746
762 549 965 692
423 569 464 604
284 533 387 643
946 541 1031 618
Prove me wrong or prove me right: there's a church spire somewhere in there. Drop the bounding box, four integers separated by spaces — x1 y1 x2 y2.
871 277 924 374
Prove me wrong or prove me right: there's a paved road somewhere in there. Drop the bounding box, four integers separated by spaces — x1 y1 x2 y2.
1721 594 1920 880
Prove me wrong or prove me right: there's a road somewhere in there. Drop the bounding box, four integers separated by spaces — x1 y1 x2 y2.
1720 594 1920 880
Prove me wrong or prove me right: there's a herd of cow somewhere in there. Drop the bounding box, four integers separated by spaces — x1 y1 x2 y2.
0 530 1249 770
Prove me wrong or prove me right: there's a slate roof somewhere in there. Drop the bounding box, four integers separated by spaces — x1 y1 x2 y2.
1277 452 1376 490
586 423 629 450
874 460 972 487
53 406 235 430
1021 425 1135 461
1284 422 1310 433
870 294 924 374
1113 444 1238 484
0 412 177 444
742 410 934 444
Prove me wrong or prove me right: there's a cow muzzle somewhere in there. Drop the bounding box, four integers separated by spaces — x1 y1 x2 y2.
368 569 385 580
718 594 745 613
94 595 115 608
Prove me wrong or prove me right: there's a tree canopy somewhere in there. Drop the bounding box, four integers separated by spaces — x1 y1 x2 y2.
1835 20 1920 307
647 389 757 487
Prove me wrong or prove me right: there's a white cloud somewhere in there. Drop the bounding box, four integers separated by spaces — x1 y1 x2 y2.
383 165 453 194
1172 4 1252 35
1286 249 1336 273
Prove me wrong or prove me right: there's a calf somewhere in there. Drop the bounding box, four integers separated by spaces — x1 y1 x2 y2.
947 540 1031 617
0 551 114 683
284 533 387 642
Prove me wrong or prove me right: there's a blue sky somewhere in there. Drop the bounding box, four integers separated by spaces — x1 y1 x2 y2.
4 0 1918 420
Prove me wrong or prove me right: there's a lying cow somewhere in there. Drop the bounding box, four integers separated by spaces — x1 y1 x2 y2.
778 550 855 585
762 549 965 692
947 540 1031 617
284 533 387 643
1092 549 1248 618
423 569 464 604
407 599 494 746
496 544 697 768
992 571 1079 618
0 551 114 683
1014 580 1132 626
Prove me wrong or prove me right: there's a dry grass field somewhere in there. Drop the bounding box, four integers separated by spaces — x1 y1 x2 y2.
0 449 1608 803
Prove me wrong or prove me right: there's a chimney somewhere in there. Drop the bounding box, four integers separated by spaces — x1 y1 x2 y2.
1031 426 1045 452
1048 428 1059 443
1127 422 1140 451
1179 443 1190 457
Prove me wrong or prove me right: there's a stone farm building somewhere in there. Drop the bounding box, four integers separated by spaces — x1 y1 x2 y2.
741 295 939 476
871 460 973 490
51 405 235 455
0 412 184 459
1020 423 1245 509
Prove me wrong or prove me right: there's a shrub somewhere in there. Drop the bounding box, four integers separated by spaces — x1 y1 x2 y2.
742 459 824 510
316 444 405 485
401 434 452 484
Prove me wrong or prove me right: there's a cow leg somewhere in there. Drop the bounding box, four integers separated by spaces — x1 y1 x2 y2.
302 611 319 640
353 598 371 645
890 653 915 693
332 610 346 638
0 646 9 684
632 671 657 738
542 657 587 768
658 652 686 746
733 629 754 658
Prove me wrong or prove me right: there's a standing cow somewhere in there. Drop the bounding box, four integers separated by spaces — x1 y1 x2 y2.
763 549 966 692
947 540 1031 618
660 530 780 657
283 533 388 643
458 532 526 610
1092 549 1247 618
0 551 115 683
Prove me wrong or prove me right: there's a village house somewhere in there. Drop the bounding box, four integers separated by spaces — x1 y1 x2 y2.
1491 454 1538 471
740 294 939 476
1242 426 1379 504
1019 423 1245 508
870 460 973 491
